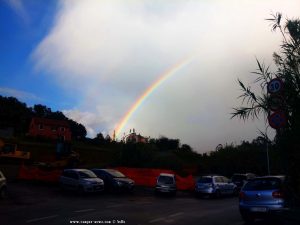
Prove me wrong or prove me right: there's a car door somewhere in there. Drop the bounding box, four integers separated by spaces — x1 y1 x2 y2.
222 176 233 194
95 170 110 189
68 171 79 190
214 177 224 193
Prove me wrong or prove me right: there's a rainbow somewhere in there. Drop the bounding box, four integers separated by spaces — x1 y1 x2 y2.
114 56 195 138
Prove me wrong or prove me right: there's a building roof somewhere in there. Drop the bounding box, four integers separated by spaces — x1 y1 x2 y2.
31 117 70 127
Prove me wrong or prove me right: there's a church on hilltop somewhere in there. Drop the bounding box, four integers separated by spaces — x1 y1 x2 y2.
123 129 149 143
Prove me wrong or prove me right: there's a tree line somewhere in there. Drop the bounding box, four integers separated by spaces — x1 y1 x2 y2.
0 96 87 139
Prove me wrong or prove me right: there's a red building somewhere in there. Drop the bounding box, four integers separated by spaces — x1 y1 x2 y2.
125 129 148 143
28 117 72 141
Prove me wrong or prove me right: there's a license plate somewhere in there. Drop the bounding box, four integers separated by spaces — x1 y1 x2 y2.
250 207 267 212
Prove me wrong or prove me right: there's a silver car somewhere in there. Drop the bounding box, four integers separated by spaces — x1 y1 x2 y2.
60 169 104 193
239 176 289 223
195 175 237 198
0 170 7 199
155 173 177 196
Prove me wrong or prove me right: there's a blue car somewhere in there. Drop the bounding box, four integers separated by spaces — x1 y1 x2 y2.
195 175 237 198
239 176 290 223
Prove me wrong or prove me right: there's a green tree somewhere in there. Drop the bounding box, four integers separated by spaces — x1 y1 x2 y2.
232 13 300 194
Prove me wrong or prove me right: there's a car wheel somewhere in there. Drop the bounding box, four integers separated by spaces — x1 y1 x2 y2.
77 186 85 194
60 183 66 192
214 190 221 198
195 192 201 198
233 188 238 196
240 212 254 224
0 186 8 199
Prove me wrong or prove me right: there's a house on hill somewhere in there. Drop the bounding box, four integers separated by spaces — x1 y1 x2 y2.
28 117 71 141
125 129 148 143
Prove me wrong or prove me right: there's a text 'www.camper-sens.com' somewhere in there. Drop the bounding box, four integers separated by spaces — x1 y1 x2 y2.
70 220 126 224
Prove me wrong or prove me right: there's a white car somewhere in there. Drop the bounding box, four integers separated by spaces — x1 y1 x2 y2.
0 170 7 199
60 169 104 193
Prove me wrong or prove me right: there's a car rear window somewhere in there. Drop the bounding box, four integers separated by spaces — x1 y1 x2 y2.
79 170 97 178
243 178 282 191
106 170 126 178
158 176 174 184
198 177 212 183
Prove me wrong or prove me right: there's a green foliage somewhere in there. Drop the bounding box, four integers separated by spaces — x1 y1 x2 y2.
0 96 32 135
197 139 281 177
0 95 87 139
232 13 300 194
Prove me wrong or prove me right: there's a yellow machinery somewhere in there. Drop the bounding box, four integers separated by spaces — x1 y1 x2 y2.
0 139 30 160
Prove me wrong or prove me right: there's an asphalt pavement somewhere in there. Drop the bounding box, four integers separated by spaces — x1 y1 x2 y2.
0 181 298 225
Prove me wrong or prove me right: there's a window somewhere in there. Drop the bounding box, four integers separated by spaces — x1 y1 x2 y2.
79 171 97 178
214 177 223 183
38 124 44 130
158 176 174 185
198 177 212 183
63 171 78 179
52 127 57 132
222 177 229 183
60 127 65 132
243 178 282 191
69 172 79 180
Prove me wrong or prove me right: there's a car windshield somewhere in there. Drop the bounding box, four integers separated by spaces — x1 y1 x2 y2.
79 170 97 178
198 177 212 183
243 178 281 191
158 176 174 184
232 175 246 182
107 170 126 178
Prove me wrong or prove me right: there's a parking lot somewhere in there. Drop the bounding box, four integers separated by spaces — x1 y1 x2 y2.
0 181 298 225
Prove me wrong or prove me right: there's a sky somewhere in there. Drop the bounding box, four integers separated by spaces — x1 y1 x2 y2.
0 0 299 153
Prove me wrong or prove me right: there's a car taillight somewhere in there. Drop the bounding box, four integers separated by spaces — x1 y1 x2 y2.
272 190 284 199
239 191 245 200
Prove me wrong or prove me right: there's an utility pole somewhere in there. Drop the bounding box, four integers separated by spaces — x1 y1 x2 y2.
265 126 270 175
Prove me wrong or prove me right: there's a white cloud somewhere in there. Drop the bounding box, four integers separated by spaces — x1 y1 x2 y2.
63 109 110 138
0 87 41 102
5 0 29 23
32 0 299 152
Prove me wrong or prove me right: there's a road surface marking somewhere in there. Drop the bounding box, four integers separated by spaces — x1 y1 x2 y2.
26 215 58 223
149 212 184 223
149 217 164 223
168 212 184 218
74 209 95 213
106 204 124 208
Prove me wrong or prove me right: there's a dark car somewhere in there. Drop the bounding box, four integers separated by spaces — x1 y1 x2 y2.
155 173 177 196
91 169 135 193
239 176 290 223
231 173 256 191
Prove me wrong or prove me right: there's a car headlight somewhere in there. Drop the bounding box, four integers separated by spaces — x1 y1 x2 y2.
116 181 123 186
85 181 93 185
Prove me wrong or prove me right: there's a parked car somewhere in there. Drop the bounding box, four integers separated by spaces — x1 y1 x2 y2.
155 173 177 196
239 175 290 223
231 173 256 191
195 175 237 198
59 169 104 193
0 170 7 199
91 169 135 193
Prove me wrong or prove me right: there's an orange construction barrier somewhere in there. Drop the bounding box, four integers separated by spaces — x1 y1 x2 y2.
114 167 195 191
18 164 62 183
